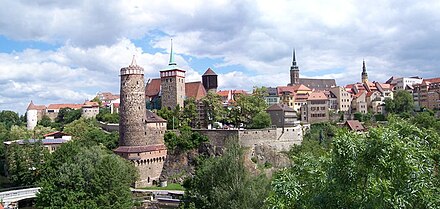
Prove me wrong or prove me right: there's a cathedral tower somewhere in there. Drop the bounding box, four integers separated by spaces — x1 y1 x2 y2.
160 40 186 109
361 60 368 83
115 56 167 188
289 49 300 86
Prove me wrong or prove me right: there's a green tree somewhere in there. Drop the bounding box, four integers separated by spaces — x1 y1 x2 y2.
228 88 268 128
36 145 137 209
8 125 32 141
6 140 49 186
249 111 271 129
164 125 208 152
37 115 53 127
96 108 119 123
267 118 440 208
181 140 270 209
385 90 414 113
63 118 119 150
201 92 225 128
0 110 20 129
55 107 81 125
183 98 199 128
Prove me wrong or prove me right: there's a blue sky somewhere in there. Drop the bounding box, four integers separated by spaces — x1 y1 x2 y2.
0 0 439 113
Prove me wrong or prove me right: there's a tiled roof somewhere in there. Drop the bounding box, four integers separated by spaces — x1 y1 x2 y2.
185 81 207 100
345 120 365 131
425 77 440 83
47 104 83 110
27 101 46 111
202 68 217 76
146 110 166 123
4 138 70 145
98 92 120 101
353 90 365 98
277 86 295 95
83 101 99 108
145 78 161 97
299 78 337 90
267 103 295 112
232 90 248 95
293 84 312 92
217 90 230 97
113 144 167 153
307 91 328 101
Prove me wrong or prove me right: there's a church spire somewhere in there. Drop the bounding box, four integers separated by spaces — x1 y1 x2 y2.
292 49 297 66
169 39 176 66
361 59 368 83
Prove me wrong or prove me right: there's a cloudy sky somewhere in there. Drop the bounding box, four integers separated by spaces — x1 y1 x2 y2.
1 0 439 113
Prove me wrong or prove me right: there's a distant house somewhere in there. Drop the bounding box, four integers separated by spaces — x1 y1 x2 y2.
266 103 298 128
344 120 365 132
4 131 71 153
82 101 100 118
301 91 329 124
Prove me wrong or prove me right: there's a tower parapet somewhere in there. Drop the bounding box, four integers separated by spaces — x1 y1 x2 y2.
115 56 167 188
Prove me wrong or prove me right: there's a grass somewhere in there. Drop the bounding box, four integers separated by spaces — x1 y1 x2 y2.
143 183 184 191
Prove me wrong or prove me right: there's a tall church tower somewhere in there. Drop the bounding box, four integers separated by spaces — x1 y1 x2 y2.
160 40 186 109
115 56 167 188
361 60 368 83
289 49 300 86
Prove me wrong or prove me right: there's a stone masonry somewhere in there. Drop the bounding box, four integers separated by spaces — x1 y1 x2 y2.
114 57 167 188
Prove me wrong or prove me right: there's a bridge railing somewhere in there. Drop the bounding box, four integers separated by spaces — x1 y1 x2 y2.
0 187 40 201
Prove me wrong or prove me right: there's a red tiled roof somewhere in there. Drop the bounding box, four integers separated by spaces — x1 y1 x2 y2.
277 86 295 95
185 81 207 100
292 84 311 92
353 90 365 98
217 90 230 97
83 101 99 108
99 92 120 101
202 68 217 76
307 91 328 101
267 103 295 112
27 101 46 111
47 104 82 110
113 144 167 153
232 90 248 95
113 103 120 108
145 78 161 97
345 120 365 131
425 77 440 83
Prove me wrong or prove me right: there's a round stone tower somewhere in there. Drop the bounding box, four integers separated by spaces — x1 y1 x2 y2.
119 56 148 146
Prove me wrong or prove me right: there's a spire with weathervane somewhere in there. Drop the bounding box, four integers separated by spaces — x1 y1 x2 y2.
361 59 368 83
289 48 300 86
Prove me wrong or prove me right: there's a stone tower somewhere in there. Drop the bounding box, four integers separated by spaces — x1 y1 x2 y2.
289 49 300 86
361 60 368 83
202 68 218 93
160 40 186 109
114 56 168 188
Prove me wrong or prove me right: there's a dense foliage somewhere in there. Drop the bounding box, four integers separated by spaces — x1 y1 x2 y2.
385 90 414 114
181 141 270 209
267 117 440 208
164 125 208 152
96 107 119 123
36 144 137 209
227 87 269 128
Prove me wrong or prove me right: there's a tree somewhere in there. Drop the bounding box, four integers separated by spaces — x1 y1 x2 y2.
164 125 208 152
385 90 414 113
201 92 225 128
38 115 53 127
183 98 199 128
91 96 103 106
0 110 20 129
96 108 119 123
55 107 81 125
228 88 268 128
6 140 49 186
267 118 440 208
181 140 270 209
36 145 138 208
63 118 119 150
249 111 271 129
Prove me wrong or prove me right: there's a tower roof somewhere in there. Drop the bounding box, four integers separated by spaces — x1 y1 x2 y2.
130 55 137 66
362 60 367 73
169 39 176 66
202 68 217 76
292 49 297 66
